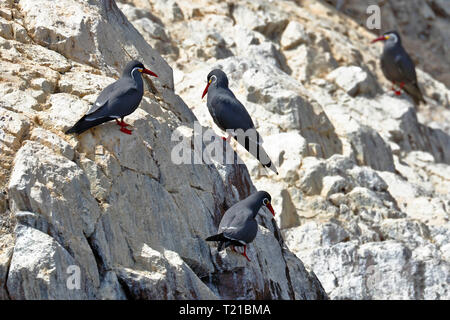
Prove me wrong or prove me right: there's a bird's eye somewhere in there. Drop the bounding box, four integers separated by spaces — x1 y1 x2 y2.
263 198 269 205
210 75 217 83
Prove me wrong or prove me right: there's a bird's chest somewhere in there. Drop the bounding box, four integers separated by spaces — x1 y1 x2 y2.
381 50 401 81
242 220 258 243
206 97 226 131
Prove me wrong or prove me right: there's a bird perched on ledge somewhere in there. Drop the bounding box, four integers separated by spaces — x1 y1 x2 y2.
205 191 275 262
65 60 158 135
202 69 278 174
372 31 425 105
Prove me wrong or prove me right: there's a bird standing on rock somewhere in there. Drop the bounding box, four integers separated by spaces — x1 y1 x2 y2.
372 31 425 105
65 60 158 135
205 191 275 262
202 69 278 174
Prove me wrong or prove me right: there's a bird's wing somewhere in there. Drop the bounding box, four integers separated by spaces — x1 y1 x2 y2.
222 218 257 245
218 206 256 244
85 81 142 121
218 204 248 231
85 81 119 117
211 93 262 137
394 53 418 84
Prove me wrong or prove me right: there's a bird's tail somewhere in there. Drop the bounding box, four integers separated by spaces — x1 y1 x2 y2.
205 233 227 251
238 135 278 175
205 233 225 242
404 82 425 105
65 117 111 135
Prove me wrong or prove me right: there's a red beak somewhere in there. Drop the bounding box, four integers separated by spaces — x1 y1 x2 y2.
202 82 211 99
143 68 158 77
266 203 275 217
371 36 386 44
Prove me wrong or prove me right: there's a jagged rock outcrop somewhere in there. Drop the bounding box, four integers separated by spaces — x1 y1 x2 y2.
0 0 327 300
1 0 449 300
116 0 449 300
324 0 450 87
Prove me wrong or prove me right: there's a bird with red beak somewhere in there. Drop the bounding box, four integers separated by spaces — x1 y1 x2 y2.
65 60 158 135
371 31 425 105
201 69 279 175
205 191 275 262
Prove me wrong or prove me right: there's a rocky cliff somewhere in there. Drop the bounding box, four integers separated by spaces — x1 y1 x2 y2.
0 0 449 300
0 0 327 300
324 0 450 87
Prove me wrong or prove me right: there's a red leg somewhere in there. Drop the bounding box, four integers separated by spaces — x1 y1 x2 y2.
396 82 405 95
120 127 133 135
116 118 131 127
120 119 131 127
392 82 404 96
391 81 396 92
116 118 133 134
231 245 236 253
241 245 251 262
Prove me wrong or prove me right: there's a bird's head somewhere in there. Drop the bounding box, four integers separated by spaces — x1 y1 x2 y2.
202 69 229 99
259 191 275 217
123 60 158 78
371 31 401 44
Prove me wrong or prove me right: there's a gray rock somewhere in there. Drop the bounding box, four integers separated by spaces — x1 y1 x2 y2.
115 245 218 299
7 223 93 299
0 0 327 300
232 1 289 40
347 125 395 172
326 66 379 97
280 21 309 50
2 0 449 301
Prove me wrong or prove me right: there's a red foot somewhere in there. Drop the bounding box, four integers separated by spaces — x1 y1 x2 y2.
242 246 251 262
115 119 131 127
391 82 404 96
120 127 133 135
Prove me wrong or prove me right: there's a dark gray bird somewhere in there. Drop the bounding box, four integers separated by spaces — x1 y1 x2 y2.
202 69 279 175
372 31 425 105
205 191 275 262
65 60 158 135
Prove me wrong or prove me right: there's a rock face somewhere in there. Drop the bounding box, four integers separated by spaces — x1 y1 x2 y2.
324 0 450 87
0 0 448 300
122 0 448 300
0 0 327 300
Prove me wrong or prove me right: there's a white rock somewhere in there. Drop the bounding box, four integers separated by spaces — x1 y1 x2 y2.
280 21 309 50
326 66 378 97
7 223 92 299
2 0 449 301
232 0 289 40
116 244 218 299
